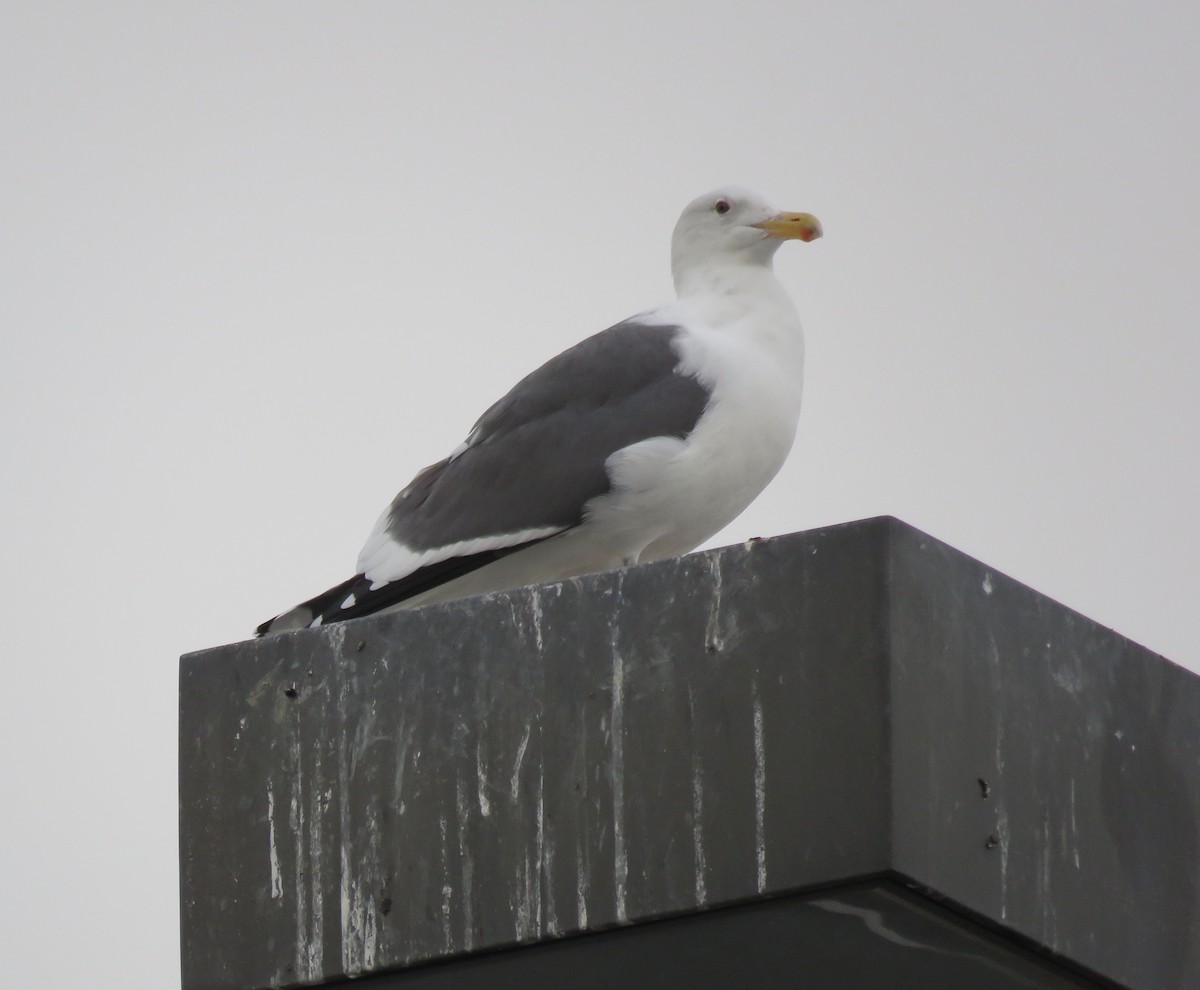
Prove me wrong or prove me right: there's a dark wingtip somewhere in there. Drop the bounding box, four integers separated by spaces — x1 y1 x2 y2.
254 538 557 638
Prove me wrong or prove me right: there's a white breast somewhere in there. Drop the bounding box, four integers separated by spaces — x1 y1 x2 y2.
584 288 805 564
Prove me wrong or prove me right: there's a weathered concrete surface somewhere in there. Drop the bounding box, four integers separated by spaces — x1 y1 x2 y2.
887 523 1200 989
180 518 1200 989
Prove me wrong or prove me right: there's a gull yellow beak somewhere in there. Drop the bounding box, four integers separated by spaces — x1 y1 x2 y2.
752 211 823 242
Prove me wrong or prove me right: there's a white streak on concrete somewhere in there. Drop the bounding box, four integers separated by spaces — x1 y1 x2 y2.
515 852 533 940
392 721 414 812
543 830 558 936
576 837 590 929
687 686 707 906
511 723 531 800
307 747 324 980
333 625 383 979
287 697 324 981
692 758 708 905
340 842 362 974
529 586 545 652
512 742 546 942
704 555 725 653
1070 779 1080 869
338 664 365 979
439 814 453 952
1040 810 1055 941
476 736 492 818
752 675 767 894
998 810 1009 920
535 756 545 936
456 774 475 951
289 743 309 979
575 749 591 935
267 780 283 899
441 882 454 951
610 616 627 923
362 895 377 971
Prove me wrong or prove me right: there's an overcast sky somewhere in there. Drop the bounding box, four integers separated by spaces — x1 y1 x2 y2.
3 3 1198 986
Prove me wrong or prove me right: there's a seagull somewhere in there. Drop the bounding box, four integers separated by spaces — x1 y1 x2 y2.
257 186 821 636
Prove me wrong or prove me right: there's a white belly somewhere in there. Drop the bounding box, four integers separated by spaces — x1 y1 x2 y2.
585 329 804 563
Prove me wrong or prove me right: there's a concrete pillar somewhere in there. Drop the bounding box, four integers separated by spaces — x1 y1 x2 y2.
180 517 1199 989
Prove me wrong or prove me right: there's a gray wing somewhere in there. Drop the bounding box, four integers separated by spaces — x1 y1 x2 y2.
382 319 711 553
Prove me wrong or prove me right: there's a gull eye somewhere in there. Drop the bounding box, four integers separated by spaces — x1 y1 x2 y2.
714 199 731 215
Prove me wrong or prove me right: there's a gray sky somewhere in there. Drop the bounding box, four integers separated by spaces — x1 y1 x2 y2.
3 2 1198 985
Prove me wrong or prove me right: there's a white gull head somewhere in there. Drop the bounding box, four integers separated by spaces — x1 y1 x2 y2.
670 186 822 298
